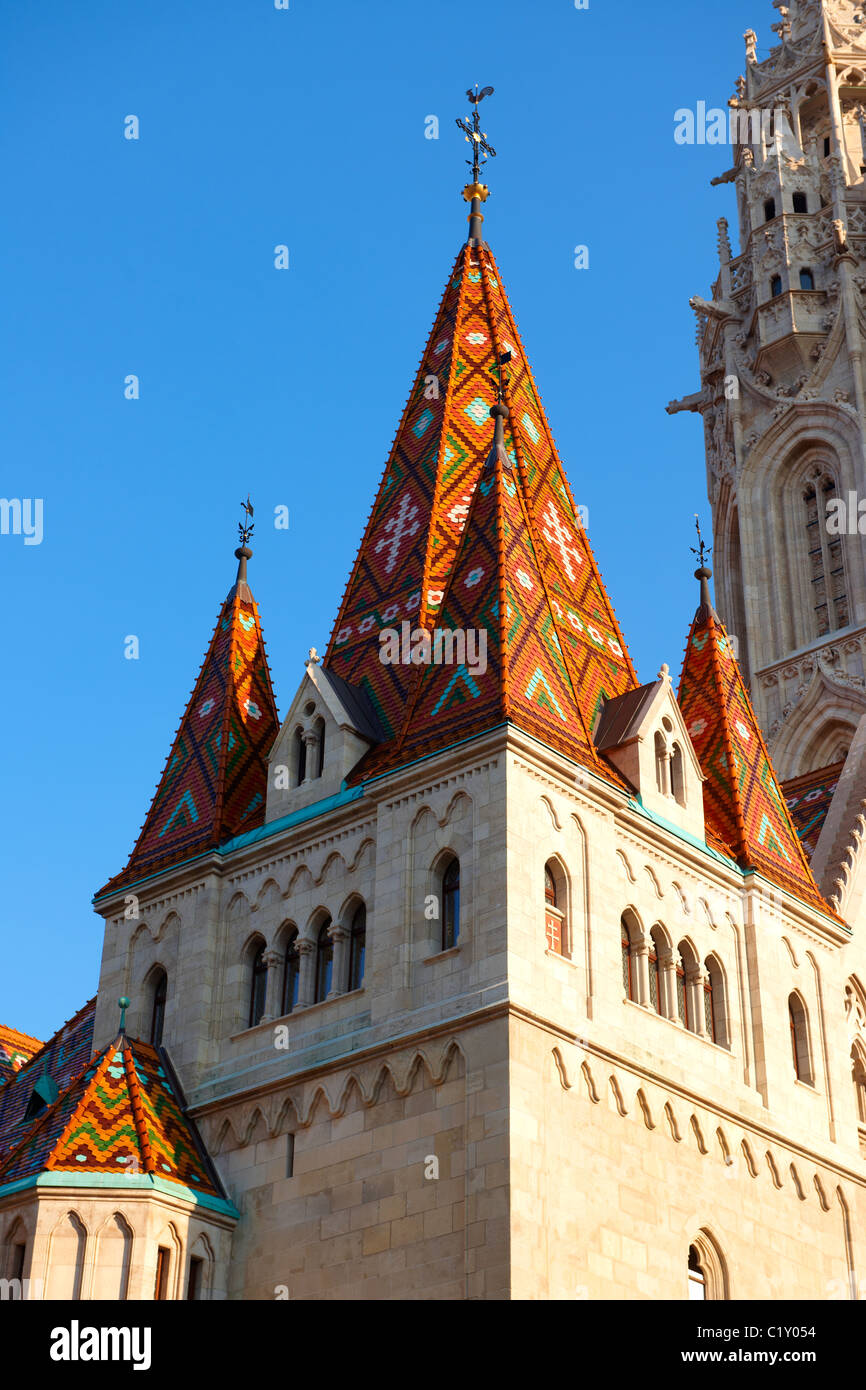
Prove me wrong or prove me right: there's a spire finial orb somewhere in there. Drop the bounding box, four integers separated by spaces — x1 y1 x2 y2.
118 997 130 1032
456 85 496 245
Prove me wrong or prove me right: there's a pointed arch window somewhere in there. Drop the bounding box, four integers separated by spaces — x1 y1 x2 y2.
150 968 167 1046
544 860 568 957
293 727 306 786
313 716 326 779
441 857 460 951
282 930 301 1015
346 904 366 992
793 191 808 213
770 273 783 297
704 956 729 1048
851 1045 866 1125
799 266 814 290
804 473 848 637
648 928 665 1015
789 993 814 1085
670 742 685 805
688 1245 707 1300
622 917 635 1000
315 920 333 1002
764 197 776 222
248 943 268 1028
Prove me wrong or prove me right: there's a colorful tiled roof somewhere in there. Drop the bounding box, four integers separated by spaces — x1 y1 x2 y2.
0 1024 43 1089
783 760 845 860
0 998 96 1158
98 555 279 896
678 591 833 915
0 1032 224 1201
326 237 638 771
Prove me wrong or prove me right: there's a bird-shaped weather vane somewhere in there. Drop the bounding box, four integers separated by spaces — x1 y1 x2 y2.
456 85 497 184
239 495 255 547
690 514 712 568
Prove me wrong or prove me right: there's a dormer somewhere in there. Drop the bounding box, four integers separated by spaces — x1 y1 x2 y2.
266 651 384 820
595 665 706 841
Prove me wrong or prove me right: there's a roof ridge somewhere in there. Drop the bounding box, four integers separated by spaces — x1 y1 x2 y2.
120 1037 156 1174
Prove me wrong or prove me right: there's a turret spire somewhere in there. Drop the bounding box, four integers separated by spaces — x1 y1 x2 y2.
456 85 496 245
690 515 718 622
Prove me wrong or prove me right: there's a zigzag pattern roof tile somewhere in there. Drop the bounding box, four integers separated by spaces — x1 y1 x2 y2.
325 235 638 777
678 604 836 917
98 570 279 896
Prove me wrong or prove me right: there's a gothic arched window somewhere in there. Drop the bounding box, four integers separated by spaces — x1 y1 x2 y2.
315 920 333 1003
293 727 306 786
150 968 167 1047
248 943 268 1028
441 857 460 951
764 197 776 222
852 1045 866 1125
544 860 568 957
688 1244 707 1300
346 904 366 992
282 930 300 1016
704 956 729 1048
803 474 848 637
770 273 783 297
789 993 814 1085
799 266 814 290
793 190 808 213
314 717 326 779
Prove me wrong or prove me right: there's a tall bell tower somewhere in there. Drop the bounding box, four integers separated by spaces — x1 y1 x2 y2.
670 0 866 780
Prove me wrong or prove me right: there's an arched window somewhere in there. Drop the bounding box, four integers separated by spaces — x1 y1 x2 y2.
804 474 848 637
544 860 568 957
688 1231 729 1300
314 716 326 779
799 266 814 290
441 857 460 951
282 930 301 1016
688 1244 707 1300
789 993 814 1084
150 968 167 1047
793 190 808 213
346 904 366 992
248 942 268 1028
315 920 333 1002
654 730 669 795
851 1045 866 1125
764 197 776 222
770 273 783 297
704 956 729 1049
670 742 685 805
293 727 306 786
649 927 665 1015
621 916 636 1000
676 942 695 1031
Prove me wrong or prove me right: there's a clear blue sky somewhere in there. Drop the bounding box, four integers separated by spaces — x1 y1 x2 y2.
0 0 769 1039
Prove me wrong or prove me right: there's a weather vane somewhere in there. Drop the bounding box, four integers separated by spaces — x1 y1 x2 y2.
691 514 712 568
239 495 255 547
456 85 496 184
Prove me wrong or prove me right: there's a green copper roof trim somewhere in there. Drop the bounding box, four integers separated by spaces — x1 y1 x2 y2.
0 1170 239 1216
93 783 367 905
629 796 848 932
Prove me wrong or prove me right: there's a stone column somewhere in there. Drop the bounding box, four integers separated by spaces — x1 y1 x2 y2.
301 730 317 785
688 967 708 1037
327 924 349 1000
660 950 678 1021
295 939 316 1009
261 949 285 1023
633 943 651 1008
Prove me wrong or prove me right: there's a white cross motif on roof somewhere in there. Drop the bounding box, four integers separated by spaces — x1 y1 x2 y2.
375 494 421 575
541 499 583 582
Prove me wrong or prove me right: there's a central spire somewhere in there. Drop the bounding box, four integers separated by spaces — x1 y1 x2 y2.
456 85 496 245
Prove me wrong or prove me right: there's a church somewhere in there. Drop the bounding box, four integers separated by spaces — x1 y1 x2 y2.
2 0 866 1301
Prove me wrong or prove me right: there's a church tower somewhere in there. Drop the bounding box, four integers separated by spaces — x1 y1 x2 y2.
670 0 866 782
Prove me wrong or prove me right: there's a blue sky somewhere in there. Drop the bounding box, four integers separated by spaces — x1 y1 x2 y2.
0 0 769 1038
